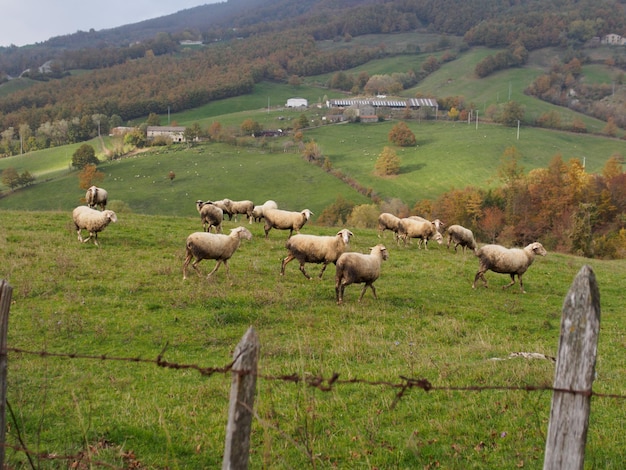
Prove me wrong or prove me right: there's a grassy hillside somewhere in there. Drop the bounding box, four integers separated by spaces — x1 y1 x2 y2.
2 118 624 216
0 210 624 468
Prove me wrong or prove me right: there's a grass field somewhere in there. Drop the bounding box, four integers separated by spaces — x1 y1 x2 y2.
0 210 624 468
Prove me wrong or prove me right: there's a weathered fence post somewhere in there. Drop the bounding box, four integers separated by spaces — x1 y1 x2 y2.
0 280 13 468
543 265 600 470
222 327 260 470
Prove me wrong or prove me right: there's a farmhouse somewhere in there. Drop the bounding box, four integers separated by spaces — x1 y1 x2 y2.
601 34 626 45
147 126 186 142
286 97 308 108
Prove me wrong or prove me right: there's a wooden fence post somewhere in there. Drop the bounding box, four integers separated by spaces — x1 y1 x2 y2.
543 265 600 470
222 327 260 470
0 280 13 469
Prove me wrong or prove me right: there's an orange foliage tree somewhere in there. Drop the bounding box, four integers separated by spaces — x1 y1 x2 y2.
78 164 105 191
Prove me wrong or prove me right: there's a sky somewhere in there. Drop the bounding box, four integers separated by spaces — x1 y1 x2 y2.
0 1 220 48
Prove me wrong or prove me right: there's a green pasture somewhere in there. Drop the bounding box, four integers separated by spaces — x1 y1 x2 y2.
0 210 624 468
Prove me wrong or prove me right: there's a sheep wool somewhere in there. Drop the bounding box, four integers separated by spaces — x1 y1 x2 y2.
335 244 389 304
281 228 354 279
183 226 252 280
473 242 547 293
398 217 443 249
377 213 403 241
72 205 117 247
196 200 224 233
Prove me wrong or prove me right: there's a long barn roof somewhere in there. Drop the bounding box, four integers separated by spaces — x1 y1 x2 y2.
327 98 438 108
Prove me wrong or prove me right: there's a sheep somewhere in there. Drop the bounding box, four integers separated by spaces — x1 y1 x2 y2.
335 244 389 304
409 215 445 231
182 226 252 280
280 229 354 279
263 208 313 239
226 199 255 223
85 186 108 210
252 200 278 223
472 242 547 293
195 200 223 233
446 224 477 253
72 205 117 246
377 212 403 242
397 217 443 249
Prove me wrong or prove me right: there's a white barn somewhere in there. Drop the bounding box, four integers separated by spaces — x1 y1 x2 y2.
286 97 308 108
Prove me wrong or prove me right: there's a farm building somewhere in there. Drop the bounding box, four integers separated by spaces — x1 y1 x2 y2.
286 97 308 108
327 97 438 112
147 126 186 142
601 34 626 45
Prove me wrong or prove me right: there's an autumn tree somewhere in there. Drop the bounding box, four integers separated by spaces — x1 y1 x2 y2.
1 167 20 190
240 119 262 136
500 101 525 127
316 195 355 226
72 144 99 169
480 206 506 243
388 122 416 147
146 113 161 126
375 146 401 176
208 121 222 141
302 140 322 163
78 164 104 190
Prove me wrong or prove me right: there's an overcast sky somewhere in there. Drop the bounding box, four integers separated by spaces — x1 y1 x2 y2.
1 1 220 47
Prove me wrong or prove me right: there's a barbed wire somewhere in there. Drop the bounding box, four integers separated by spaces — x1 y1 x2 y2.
5 346 626 400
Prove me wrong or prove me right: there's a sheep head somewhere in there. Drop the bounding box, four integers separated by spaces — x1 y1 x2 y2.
302 209 313 220
337 229 354 244
370 244 389 260
231 226 253 240
528 242 547 257
103 210 118 223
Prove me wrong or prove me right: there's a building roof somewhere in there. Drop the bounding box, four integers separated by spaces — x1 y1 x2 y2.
327 98 438 108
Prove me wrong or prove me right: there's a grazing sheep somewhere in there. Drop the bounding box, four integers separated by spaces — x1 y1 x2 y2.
335 244 389 304
226 199 255 223
85 186 108 210
252 200 278 222
182 226 253 280
447 224 477 253
398 217 443 249
377 213 403 242
72 205 117 246
281 229 354 279
472 242 547 293
195 200 223 233
263 208 313 239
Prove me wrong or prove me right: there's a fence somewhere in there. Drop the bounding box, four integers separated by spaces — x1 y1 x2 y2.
0 266 618 469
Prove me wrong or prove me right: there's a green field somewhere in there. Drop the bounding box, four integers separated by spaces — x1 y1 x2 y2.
1 210 624 468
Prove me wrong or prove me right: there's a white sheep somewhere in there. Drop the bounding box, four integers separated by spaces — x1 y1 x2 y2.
252 200 278 222
226 199 255 223
446 224 477 253
263 208 313 239
377 212 403 241
182 226 253 280
472 242 547 293
397 217 443 249
335 244 389 304
280 229 354 279
195 200 223 233
85 186 108 210
72 205 117 246
409 215 445 231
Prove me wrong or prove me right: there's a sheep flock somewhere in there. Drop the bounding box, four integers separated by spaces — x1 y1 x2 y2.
70 188 549 301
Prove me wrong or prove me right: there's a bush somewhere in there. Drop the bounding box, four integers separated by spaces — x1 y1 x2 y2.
72 144 99 169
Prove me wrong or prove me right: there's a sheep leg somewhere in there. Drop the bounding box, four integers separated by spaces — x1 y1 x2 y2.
472 270 488 289
317 263 329 279
503 274 517 290
207 260 225 278
280 254 296 276
182 253 193 280
263 226 271 239
76 228 84 242
335 281 346 305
